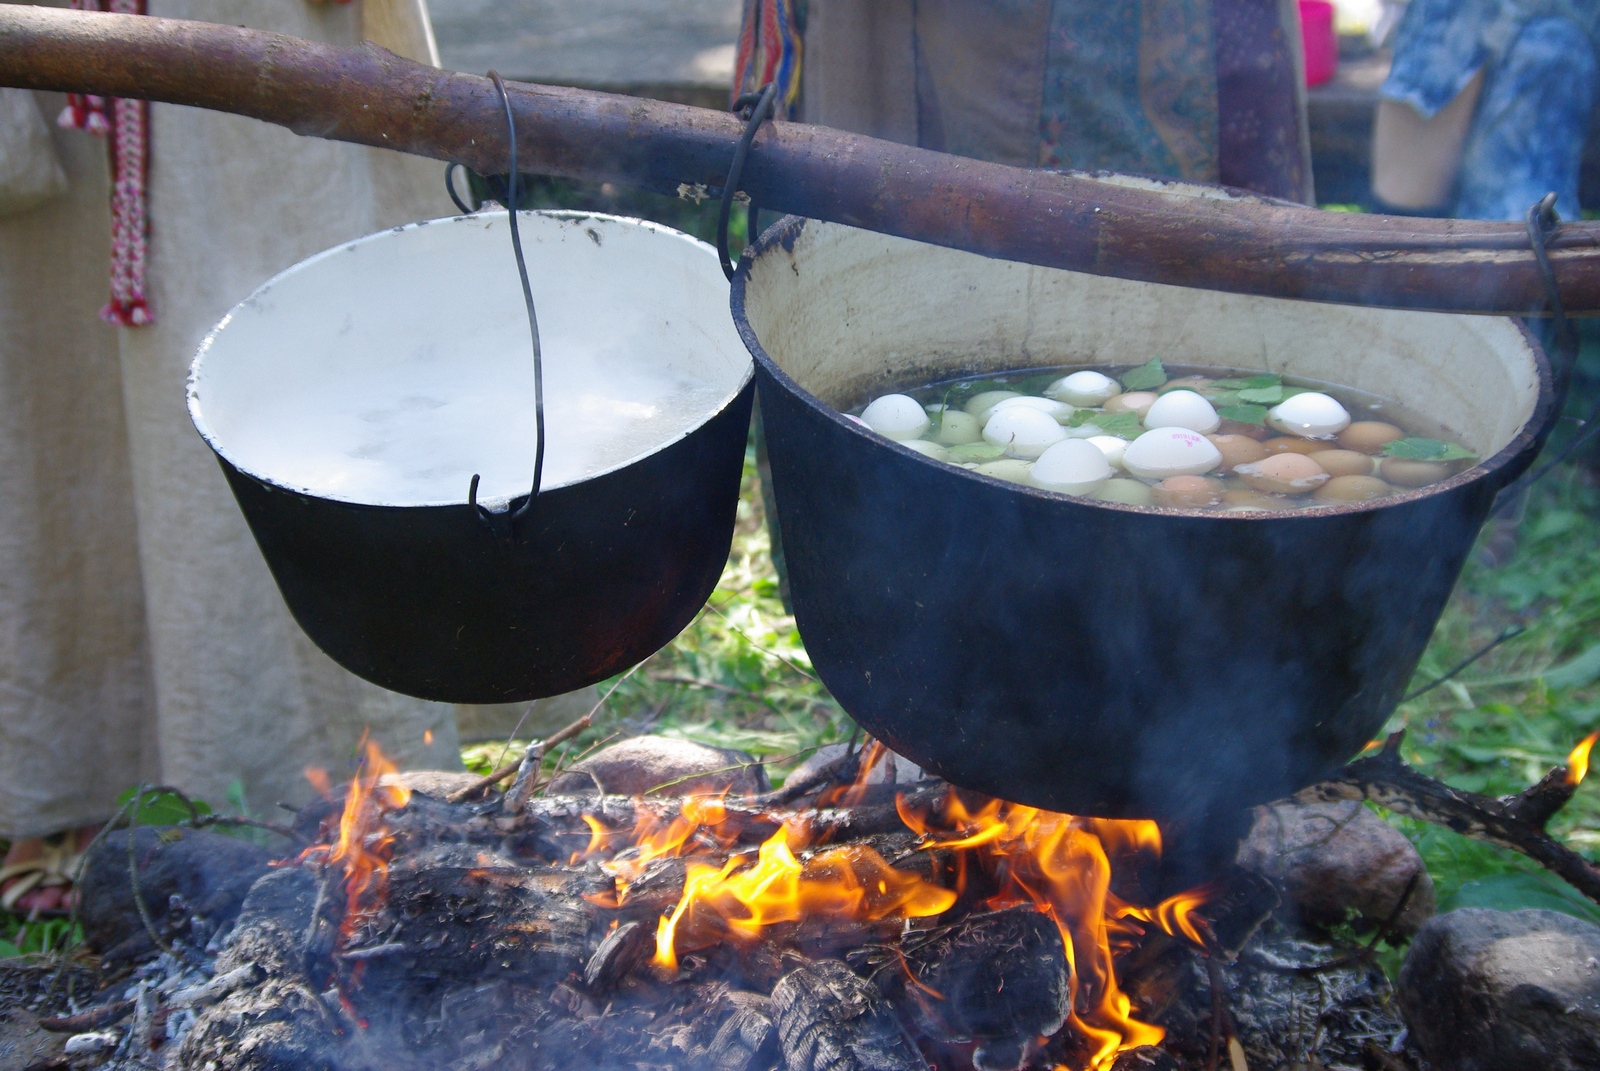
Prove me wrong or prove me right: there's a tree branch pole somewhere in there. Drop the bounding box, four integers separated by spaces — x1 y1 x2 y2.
1299 730 1600 906
3 6 1600 315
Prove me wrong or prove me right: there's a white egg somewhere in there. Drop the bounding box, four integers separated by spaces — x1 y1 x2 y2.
900 439 950 461
1028 440 1113 495
1122 427 1224 479
930 409 984 445
989 395 1076 424
1086 434 1129 470
964 390 1022 421
1093 478 1155 506
1143 390 1220 434
1046 370 1123 407
982 405 1067 459
860 394 931 441
1268 391 1351 438
973 459 1034 484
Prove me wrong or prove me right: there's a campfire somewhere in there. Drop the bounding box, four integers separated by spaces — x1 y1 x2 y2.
44 722 1600 1071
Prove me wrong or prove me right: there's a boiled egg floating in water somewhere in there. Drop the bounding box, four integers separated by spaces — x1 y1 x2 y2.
1086 434 1128 470
1029 439 1113 495
1046 370 1121 407
1122 427 1223 479
1268 392 1351 439
983 405 1067 459
926 407 984 445
860 394 931 441
988 395 1076 424
964 390 1022 422
1143 389 1219 434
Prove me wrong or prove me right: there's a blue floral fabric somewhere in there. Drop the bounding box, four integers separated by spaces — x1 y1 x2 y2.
1382 0 1600 219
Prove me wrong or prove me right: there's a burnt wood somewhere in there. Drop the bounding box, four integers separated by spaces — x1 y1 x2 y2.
2 6 1600 316
771 960 924 1071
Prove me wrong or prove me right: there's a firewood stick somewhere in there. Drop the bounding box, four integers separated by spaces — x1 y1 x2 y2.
1300 730 1600 906
445 712 594 804
1 6 1598 315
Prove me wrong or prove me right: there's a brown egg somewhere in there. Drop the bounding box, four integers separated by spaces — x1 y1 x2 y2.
1236 453 1329 494
1313 475 1393 503
1151 475 1224 509
1338 421 1406 455
1380 457 1454 487
1161 376 1214 394
1104 391 1158 416
1216 419 1271 441
1262 436 1327 456
1208 434 1269 471
1309 449 1376 478
1221 487 1285 510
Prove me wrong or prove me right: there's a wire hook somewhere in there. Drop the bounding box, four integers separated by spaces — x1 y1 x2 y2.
468 71 547 539
718 82 780 282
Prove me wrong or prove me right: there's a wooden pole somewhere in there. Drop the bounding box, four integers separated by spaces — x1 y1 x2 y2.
2 5 1597 315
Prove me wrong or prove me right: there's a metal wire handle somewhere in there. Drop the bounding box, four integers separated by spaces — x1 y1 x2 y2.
467 70 546 536
717 82 779 281
1489 193 1587 515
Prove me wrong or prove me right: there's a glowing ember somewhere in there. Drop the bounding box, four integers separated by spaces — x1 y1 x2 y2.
1567 730 1599 786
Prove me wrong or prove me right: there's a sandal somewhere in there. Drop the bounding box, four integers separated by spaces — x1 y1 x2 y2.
0 826 98 915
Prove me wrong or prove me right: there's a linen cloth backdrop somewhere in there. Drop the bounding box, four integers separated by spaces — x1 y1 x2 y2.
0 0 462 839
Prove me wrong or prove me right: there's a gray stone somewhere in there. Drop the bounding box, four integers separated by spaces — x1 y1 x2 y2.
379 769 483 799
1398 907 1600 1071
1235 799 1435 934
785 743 927 791
545 735 768 797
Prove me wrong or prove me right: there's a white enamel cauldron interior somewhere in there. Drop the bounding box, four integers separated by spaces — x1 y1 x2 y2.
742 217 1541 468
190 212 752 509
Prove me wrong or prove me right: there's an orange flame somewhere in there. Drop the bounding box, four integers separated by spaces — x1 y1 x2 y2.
1568 730 1599 786
313 739 411 945
652 820 957 971
573 783 1207 1071
898 794 1167 1069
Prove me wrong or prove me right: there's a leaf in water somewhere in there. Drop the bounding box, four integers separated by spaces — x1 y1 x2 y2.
1121 358 1167 391
1382 437 1479 462
1237 386 1286 404
1215 374 1282 389
0 941 18 959
946 442 1006 462
1078 411 1145 439
1543 643 1600 690
1209 390 1242 406
1217 404 1269 426
1015 373 1061 396
1445 873 1600 926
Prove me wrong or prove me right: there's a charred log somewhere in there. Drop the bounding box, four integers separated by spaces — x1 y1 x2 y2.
897 906 1071 1071
772 960 923 1071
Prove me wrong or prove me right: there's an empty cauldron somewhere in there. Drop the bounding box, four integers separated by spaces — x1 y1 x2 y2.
190 211 753 703
734 215 1554 824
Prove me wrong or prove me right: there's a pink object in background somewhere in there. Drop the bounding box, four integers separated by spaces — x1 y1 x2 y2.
1299 0 1338 86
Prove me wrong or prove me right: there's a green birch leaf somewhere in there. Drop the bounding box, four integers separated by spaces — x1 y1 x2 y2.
1015 373 1061 396
1237 386 1286 404
1382 437 1478 462
1217 404 1269 426
1078 411 1146 439
1214 374 1282 390
1120 358 1167 391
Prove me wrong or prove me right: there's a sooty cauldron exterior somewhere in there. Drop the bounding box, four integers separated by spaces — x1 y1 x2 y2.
192 212 753 703
733 213 1555 824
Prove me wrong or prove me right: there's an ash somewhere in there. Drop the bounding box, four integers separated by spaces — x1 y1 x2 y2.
11 780 1421 1071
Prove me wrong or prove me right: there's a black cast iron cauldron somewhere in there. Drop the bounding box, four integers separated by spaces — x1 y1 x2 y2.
733 213 1556 825
190 212 753 703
